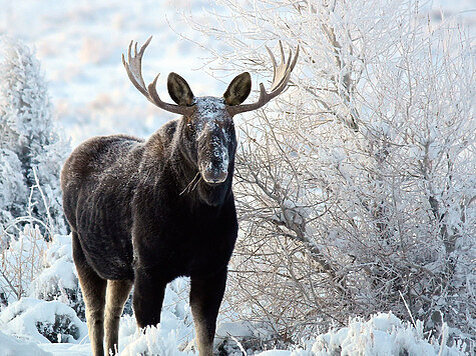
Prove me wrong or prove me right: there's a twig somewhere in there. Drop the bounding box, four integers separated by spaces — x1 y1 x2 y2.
229 334 247 355
399 290 416 328
32 167 54 237
179 172 201 196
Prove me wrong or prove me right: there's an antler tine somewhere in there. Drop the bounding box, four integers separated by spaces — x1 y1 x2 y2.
122 37 195 116
122 37 151 97
265 45 278 85
228 42 299 116
272 48 293 91
279 40 285 64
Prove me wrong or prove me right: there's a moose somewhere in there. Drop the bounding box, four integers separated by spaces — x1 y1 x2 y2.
61 37 298 356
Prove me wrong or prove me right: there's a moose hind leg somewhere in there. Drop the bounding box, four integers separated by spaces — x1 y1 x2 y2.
105 280 132 355
190 269 227 356
72 232 107 356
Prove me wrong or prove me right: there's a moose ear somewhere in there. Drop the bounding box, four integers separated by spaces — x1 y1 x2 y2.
223 72 251 106
167 72 194 106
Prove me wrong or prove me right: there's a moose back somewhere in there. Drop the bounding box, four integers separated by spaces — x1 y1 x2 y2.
61 37 298 356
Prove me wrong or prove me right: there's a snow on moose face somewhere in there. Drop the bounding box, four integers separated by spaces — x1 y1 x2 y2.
187 96 236 185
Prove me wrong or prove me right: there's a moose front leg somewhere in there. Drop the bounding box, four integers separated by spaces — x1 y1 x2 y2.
132 268 167 328
190 269 227 356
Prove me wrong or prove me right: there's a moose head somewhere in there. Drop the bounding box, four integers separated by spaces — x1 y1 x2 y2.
122 37 298 206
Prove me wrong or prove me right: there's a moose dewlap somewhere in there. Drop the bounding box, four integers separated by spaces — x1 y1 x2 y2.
60 37 298 356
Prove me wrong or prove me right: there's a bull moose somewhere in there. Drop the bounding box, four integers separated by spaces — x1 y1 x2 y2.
61 37 298 355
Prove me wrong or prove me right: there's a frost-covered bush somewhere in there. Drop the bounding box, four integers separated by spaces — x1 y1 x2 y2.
29 234 84 320
121 322 193 356
189 0 475 349
243 313 466 356
0 37 69 237
0 297 87 344
310 312 466 356
0 224 48 303
119 277 194 355
214 313 467 355
0 229 84 317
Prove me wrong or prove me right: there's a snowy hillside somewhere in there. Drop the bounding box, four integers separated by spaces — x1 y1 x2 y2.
0 0 474 355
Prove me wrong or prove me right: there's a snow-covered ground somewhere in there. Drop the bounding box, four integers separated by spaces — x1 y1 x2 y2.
0 0 474 355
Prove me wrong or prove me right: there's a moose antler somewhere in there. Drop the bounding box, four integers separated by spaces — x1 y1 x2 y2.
227 41 299 116
122 36 195 116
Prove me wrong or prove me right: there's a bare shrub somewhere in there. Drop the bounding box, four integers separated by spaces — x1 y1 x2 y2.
0 168 58 304
0 224 47 303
